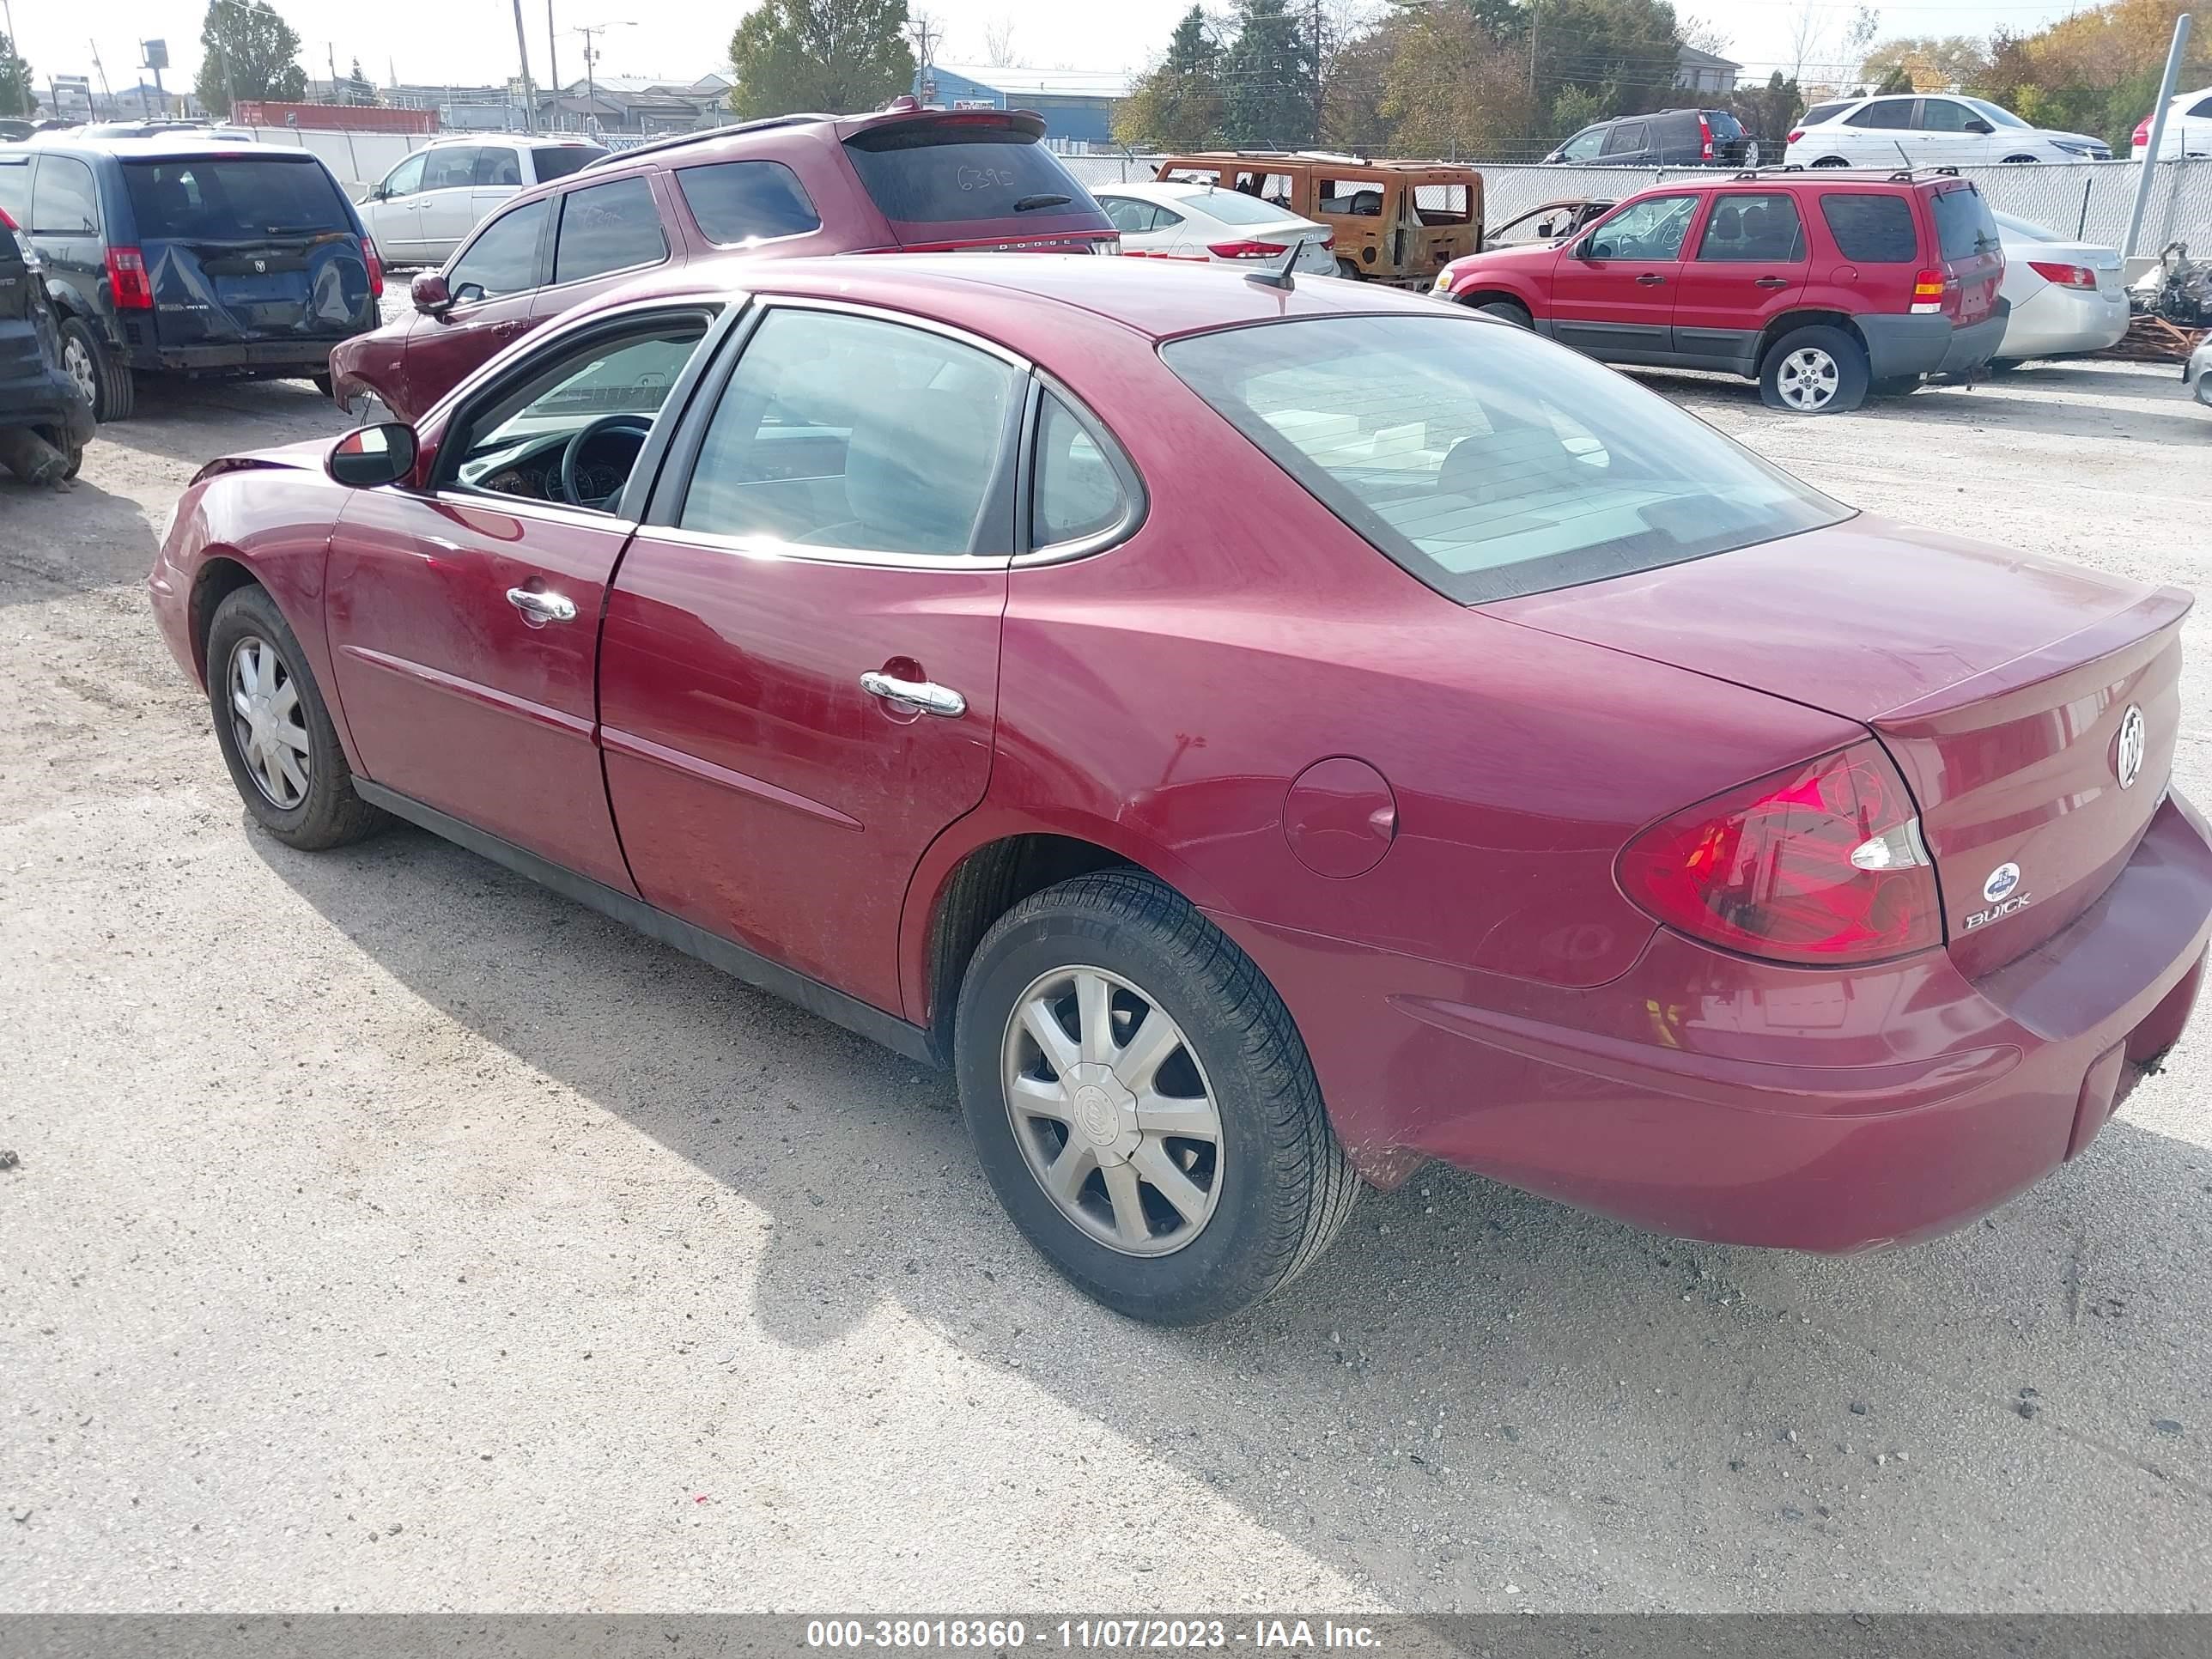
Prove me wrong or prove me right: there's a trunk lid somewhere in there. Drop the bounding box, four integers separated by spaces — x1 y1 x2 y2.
121 155 377 347
1928 182 2005 326
1488 517 2189 975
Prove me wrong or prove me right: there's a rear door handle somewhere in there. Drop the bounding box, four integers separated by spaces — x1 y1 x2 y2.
506 586 576 626
1754 276 1790 289
860 671 966 719
1635 273 1666 286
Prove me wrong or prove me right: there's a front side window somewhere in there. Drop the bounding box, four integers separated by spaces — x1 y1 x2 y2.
447 317 709 507
1918 99 1975 132
1586 194 1698 260
1032 393 1130 548
1554 127 1606 161
30 156 98 235
1160 314 1844 605
678 308 1022 556
1845 99 1914 130
1233 171 1294 207
381 152 426 198
552 176 667 285
1696 192 1805 263
448 198 547 299
676 160 820 245
1820 192 1917 262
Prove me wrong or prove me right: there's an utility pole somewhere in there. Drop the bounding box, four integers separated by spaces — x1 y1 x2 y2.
327 43 338 103
510 0 538 132
1310 0 1323 143
545 0 561 130
89 40 112 116
908 12 940 100
2125 12 2193 258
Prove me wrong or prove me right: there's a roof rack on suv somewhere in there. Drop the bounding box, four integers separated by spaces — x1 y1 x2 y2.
580 113 836 172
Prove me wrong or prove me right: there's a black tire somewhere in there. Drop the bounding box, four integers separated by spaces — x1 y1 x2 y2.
58 316 132 422
1336 258 1363 281
31 425 85 479
204 584 389 851
954 870 1359 1324
310 371 335 399
2001 154 2040 163
1475 298 1533 328
1759 324 1868 414
1812 155 1851 167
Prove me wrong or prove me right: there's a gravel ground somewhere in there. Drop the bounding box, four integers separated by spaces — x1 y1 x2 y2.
3 359 2211 1614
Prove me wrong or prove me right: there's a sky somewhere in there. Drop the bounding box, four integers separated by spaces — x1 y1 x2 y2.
22 0 2099 104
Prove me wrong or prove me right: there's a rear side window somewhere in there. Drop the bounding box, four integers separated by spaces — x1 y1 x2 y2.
0 155 31 222
1160 314 1844 605
1232 171 1294 207
1845 100 1913 130
1600 122 1649 155
842 122 1099 228
31 155 100 234
1032 393 1129 548
532 145 606 183
1098 195 1158 234
475 148 523 187
1415 184 1471 224
1696 193 1805 262
1820 193 1918 262
122 159 348 237
1318 178 1385 216
675 160 820 246
552 176 667 285
2191 95 2212 118
1931 185 2000 261
449 198 547 298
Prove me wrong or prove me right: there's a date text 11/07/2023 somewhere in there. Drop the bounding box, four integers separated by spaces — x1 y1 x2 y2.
804 1621 1384 1650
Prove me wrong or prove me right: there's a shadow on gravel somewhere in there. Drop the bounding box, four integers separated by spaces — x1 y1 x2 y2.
92 375 350 470
256 816 2212 1609
0 477 156 610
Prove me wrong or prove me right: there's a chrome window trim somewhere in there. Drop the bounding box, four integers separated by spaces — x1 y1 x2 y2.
1012 371 1149 569
746 293 1034 373
633 523 1014 575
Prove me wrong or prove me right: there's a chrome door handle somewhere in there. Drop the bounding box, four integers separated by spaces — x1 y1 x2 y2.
506 586 577 625
860 671 966 719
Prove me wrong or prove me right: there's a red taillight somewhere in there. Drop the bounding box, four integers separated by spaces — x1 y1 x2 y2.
2027 259 2097 289
106 246 153 309
1208 240 1290 259
363 234 384 299
2134 116 2153 147
1910 266 1948 313
1617 743 1942 966
1698 113 1714 161
1787 129 1804 145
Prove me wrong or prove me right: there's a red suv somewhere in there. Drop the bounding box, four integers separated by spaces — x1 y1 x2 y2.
1433 169 2007 413
328 103 1116 422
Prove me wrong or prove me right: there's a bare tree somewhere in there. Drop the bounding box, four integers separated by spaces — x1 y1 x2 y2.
1680 15 1734 58
982 15 1017 66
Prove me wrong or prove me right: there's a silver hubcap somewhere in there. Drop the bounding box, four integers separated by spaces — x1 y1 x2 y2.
1002 965 1224 1257
62 337 96 404
1777 347 1840 410
227 635 311 809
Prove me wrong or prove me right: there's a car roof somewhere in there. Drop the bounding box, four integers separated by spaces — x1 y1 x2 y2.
1620 167 1963 199
1158 151 1473 176
32 136 332 161
582 106 1046 173
593 251 1448 349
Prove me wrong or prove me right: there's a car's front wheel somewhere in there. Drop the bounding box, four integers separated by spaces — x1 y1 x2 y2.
955 871 1359 1324
1759 325 1868 414
205 584 388 851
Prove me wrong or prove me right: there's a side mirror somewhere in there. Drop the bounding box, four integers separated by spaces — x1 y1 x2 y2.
327 422 419 489
410 270 452 313
1572 236 1596 260
1965 118 1994 134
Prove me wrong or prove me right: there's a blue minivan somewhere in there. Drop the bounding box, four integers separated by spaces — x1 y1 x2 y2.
0 137 382 420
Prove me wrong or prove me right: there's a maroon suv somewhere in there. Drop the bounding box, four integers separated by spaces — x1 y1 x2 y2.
328 103 1116 422
1433 168 2007 413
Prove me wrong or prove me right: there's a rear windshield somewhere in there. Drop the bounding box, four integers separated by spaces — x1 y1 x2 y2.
1931 185 2000 261
1199 187 1298 226
842 122 1101 227
1161 314 1845 605
1820 192 1918 262
122 157 349 239
1705 111 1745 138
532 144 606 182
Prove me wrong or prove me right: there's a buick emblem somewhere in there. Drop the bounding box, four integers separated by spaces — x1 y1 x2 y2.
1982 862 2021 905
2115 704 2146 790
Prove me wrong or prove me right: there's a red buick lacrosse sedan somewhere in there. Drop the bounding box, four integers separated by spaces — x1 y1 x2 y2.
149 253 2210 1323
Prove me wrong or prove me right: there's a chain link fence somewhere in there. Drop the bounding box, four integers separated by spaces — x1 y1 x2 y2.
1064 154 2212 257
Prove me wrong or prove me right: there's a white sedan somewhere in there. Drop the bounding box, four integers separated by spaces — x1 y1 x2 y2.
1093 181 1336 275
1991 210 2130 363
1786 94 2110 167
2133 85 2212 159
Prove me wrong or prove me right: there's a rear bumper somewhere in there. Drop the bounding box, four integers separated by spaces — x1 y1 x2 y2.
1227 791 2212 1249
1859 308 2008 380
1997 283 2131 359
122 338 354 377
0 364 95 447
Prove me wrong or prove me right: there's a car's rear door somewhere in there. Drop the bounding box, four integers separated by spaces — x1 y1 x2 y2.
526 171 673 322
324 302 723 892
1670 190 1808 368
598 300 1025 1012
118 154 378 355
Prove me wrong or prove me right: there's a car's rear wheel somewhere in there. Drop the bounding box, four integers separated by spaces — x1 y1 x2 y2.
204 584 388 851
1475 299 1533 328
58 316 132 422
1812 155 1851 167
1759 325 1868 414
2001 154 2040 163
1336 258 1363 281
955 871 1358 1324
310 372 335 399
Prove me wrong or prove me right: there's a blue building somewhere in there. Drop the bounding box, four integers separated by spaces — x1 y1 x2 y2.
915 64 1131 148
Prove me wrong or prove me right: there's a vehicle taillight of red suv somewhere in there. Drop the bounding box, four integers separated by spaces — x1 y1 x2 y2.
330 103 1118 424
1431 168 2007 414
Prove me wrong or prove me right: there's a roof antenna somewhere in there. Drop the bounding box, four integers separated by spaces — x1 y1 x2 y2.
1245 238 1300 293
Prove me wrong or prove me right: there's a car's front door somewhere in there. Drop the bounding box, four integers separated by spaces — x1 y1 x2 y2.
402 196 550 419
598 301 1026 1012
324 305 720 892
1548 191 1700 360
1670 190 1808 369
363 150 428 263
1914 97 1984 166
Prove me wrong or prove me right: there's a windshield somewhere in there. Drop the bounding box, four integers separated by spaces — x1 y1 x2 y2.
1964 98 2030 129
842 121 1103 228
1160 314 1846 605
122 157 350 238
